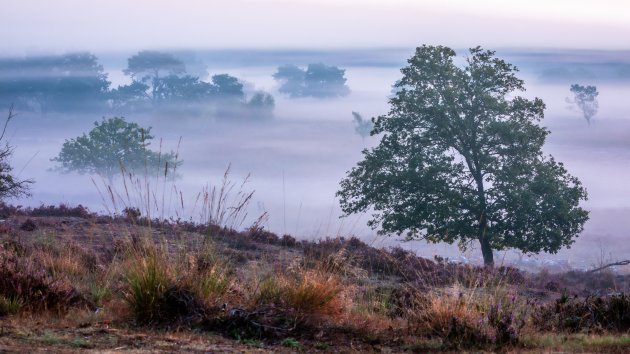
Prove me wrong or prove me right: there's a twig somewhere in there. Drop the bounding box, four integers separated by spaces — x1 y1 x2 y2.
0 104 16 142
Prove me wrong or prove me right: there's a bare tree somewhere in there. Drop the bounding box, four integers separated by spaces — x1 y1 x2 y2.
0 106 32 200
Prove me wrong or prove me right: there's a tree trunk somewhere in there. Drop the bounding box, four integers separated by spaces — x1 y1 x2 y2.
479 236 494 267
473 172 493 267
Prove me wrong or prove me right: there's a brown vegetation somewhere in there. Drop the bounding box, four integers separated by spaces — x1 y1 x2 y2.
1 203 630 352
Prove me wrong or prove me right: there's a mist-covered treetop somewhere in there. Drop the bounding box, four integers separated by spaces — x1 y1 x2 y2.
273 63 350 98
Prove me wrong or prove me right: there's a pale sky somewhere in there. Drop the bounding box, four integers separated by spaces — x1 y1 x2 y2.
2 0 630 55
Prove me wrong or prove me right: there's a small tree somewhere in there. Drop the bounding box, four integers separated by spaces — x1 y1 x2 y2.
0 107 32 199
52 117 181 182
337 45 589 266
352 111 374 142
567 84 599 125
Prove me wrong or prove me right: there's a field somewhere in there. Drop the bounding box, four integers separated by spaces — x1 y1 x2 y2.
1 204 630 353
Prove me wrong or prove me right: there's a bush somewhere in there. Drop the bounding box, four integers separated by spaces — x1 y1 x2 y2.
124 249 170 324
0 295 21 316
533 293 630 333
29 204 94 219
283 271 343 321
123 239 233 326
409 292 490 349
0 244 88 312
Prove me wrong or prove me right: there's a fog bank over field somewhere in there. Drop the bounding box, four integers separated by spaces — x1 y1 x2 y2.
6 48 630 269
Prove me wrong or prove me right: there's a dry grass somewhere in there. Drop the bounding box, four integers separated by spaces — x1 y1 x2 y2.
1 206 630 352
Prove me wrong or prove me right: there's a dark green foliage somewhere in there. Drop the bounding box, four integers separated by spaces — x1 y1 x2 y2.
108 81 150 112
273 63 350 98
337 45 588 266
51 117 182 181
568 83 599 125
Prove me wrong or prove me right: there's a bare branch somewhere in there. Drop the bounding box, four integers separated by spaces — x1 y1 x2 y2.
589 260 630 273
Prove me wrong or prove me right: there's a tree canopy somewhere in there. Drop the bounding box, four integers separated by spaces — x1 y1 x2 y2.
117 51 273 119
567 84 599 125
124 51 186 82
337 45 589 266
51 117 181 181
273 63 350 98
0 52 111 112
0 50 275 120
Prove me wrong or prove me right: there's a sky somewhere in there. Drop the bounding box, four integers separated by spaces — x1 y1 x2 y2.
2 0 630 55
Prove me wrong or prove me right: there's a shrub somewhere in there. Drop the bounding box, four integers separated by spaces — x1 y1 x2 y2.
409 292 490 349
122 238 234 326
533 293 630 333
253 276 283 306
124 249 170 323
29 204 94 218
487 297 526 345
0 295 21 316
283 271 344 320
281 337 300 348
0 245 88 312
408 284 530 349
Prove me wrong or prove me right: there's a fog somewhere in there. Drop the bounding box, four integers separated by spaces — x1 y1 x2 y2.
5 48 630 270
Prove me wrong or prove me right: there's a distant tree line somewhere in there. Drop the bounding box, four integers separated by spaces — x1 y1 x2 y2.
273 63 350 98
0 51 274 120
0 53 110 113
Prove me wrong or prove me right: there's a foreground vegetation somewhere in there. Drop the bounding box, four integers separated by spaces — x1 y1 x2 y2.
0 204 629 353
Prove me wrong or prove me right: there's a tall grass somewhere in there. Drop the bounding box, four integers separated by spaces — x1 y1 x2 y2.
0 295 22 316
123 246 170 323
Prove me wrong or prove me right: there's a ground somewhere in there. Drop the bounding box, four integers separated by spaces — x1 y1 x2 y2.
1 205 630 353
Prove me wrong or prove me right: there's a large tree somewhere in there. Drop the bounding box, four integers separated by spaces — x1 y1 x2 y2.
337 45 589 266
52 117 181 182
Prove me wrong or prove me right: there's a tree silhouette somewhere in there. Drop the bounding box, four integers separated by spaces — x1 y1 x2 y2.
567 84 599 125
352 111 374 142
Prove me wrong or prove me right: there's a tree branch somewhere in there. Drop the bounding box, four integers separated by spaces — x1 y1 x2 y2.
589 260 630 273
